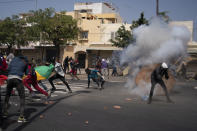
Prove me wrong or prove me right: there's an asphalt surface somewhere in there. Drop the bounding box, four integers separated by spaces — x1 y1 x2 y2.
1 75 197 131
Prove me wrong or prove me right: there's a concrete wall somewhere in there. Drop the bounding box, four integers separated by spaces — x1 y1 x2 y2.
170 21 193 41
100 23 131 43
79 19 101 43
101 3 116 14
74 3 116 14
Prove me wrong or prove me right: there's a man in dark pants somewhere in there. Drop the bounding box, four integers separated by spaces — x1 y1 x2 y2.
148 62 173 104
2 52 28 122
63 56 69 74
49 59 72 93
85 68 105 90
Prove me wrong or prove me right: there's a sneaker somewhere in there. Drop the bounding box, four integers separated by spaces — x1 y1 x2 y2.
68 90 72 93
17 116 27 123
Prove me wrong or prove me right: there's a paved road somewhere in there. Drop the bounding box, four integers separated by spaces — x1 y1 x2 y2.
1 77 197 131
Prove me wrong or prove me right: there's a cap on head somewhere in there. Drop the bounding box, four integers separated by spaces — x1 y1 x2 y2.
161 62 168 69
102 59 105 61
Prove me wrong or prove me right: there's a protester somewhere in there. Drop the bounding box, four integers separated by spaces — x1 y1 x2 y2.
31 58 36 67
48 58 72 93
147 62 173 104
63 56 69 74
6 52 14 65
0 53 8 76
69 57 73 69
23 63 49 98
101 59 108 77
95 58 101 73
69 60 80 80
85 68 105 90
106 58 110 79
75 59 81 74
2 51 28 122
111 65 118 76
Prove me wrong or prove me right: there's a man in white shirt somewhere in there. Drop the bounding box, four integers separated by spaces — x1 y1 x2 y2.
48 58 72 93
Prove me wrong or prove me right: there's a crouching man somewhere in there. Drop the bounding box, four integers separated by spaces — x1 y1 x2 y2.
85 68 105 90
148 62 173 104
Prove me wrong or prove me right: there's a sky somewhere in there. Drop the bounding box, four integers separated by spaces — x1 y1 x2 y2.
0 0 197 23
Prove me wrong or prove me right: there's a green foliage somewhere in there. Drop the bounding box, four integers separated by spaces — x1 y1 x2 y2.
110 25 132 48
158 11 170 23
111 12 149 48
26 8 79 58
0 15 28 53
130 12 148 30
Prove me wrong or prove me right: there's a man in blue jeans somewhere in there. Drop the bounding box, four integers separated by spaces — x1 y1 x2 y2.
2 52 28 122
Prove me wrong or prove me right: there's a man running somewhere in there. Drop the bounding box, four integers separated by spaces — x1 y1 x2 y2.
48 58 72 93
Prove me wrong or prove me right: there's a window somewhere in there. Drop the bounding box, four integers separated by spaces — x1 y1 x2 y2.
111 32 115 40
80 31 88 39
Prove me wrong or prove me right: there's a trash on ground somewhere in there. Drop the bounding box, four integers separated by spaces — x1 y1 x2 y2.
49 101 54 104
67 112 72 116
40 115 44 119
113 105 121 109
44 101 49 105
125 98 132 101
85 121 89 124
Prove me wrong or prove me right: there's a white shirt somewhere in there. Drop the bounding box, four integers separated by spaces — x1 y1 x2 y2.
55 62 65 77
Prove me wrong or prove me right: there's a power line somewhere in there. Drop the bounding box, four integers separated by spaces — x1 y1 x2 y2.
0 0 34 4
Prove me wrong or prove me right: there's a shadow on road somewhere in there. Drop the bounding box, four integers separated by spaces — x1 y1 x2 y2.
4 90 90 131
2 108 37 130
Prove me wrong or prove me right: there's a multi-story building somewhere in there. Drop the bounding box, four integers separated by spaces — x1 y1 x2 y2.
1 2 196 70
62 2 129 68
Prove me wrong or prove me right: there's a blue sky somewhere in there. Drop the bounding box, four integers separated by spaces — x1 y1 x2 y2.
0 0 197 23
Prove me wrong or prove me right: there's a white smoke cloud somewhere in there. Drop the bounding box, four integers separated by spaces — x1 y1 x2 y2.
121 18 191 99
121 18 191 66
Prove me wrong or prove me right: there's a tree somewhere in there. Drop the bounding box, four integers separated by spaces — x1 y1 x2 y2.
110 25 133 48
110 12 148 48
26 8 79 60
0 15 28 53
130 12 148 30
158 11 170 22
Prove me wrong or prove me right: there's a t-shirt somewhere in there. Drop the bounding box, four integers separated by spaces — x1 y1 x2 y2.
101 61 107 68
55 62 65 77
88 69 99 80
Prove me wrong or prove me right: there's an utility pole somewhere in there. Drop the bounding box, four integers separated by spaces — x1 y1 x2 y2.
156 0 159 16
35 0 37 10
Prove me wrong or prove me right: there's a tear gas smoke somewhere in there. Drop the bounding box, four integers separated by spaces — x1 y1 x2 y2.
120 18 191 98
121 18 191 66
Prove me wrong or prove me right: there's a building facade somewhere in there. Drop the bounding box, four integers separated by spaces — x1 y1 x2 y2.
1 2 197 69
62 2 129 68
